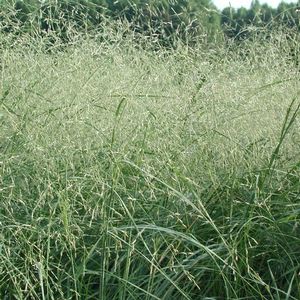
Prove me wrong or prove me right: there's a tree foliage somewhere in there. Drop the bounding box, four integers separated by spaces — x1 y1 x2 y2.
221 0 300 40
0 0 300 45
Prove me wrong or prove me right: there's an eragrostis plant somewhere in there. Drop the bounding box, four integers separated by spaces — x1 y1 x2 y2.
0 2 300 300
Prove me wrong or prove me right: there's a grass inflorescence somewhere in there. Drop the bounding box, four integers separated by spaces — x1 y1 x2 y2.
0 8 300 300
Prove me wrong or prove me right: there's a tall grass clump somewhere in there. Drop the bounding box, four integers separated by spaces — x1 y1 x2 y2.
0 2 300 299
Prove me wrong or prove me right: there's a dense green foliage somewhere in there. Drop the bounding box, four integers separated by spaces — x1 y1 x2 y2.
222 0 300 39
1 13 300 299
0 0 220 46
1 0 300 45
0 1 300 300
